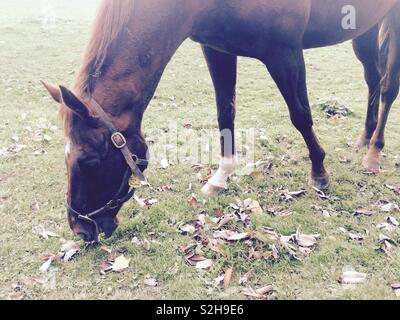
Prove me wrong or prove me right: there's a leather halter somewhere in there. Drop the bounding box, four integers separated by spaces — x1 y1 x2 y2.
67 97 148 242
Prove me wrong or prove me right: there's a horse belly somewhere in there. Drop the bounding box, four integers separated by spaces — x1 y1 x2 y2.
303 0 398 48
191 0 311 58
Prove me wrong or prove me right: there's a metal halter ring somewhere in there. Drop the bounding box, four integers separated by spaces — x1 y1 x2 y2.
111 132 127 149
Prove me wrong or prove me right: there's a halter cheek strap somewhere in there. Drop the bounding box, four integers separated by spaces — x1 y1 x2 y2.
66 97 149 242
88 98 148 184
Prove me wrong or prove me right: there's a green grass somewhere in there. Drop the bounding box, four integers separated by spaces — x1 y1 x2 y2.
1 0 400 300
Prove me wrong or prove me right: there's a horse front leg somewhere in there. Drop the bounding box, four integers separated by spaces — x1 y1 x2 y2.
263 45 329 190
352 26 382 149
201 45 238 196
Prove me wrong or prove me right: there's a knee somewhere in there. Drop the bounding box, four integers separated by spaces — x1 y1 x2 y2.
290 109 313 130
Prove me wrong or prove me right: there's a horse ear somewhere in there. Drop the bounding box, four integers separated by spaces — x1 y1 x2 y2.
41 81 61 103
59 85 90 119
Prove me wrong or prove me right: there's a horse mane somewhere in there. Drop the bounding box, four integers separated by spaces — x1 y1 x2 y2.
60 0 135 132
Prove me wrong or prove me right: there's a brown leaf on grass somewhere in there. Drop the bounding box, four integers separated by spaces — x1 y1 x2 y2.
58 241 80 262
188 194 203 208
385 185 400 195
208 241 226 256
239 270 255 285
338 271 367 285
312 187 330 200
1 144 27 156
241 285 273 300
377 217 399 232
160 158 170 169
214 275 224 286
223 268 234 288
353 209 374 217
379 202 399 213
377 234 397 255
240 198 263 214
39 257 53 273
184 252 213 270
387 216 399 227
100 255 130 274
112 255 130 272
134 196 159 209
195 259 214 270
227 232 251 242
141 239 151 251
213 208 225 217
244 160 273 179
144 278 159 287
280 189 306 202
38 229 59 240
191 163 207 170
339 227 366 243
179 243 197 254
197 169 213 184
267 207 292 217
292 232 319 248
339 156 351 164
378 234 397 245
180 224 196 235
101 246 112 254
161 184 174 192
217 214 236 229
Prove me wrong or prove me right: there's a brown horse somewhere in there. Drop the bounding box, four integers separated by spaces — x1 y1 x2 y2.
42 0 399 242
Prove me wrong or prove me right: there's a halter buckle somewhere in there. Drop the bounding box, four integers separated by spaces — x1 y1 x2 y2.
111 132 127 149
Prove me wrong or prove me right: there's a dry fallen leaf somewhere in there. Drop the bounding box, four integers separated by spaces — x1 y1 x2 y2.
223 267 233 288
160 158 170 169
58 241 80 262
353 209 374 217
385 185 400 195
241 285 273 300
280 189 306 201
195 259 214 270
112 255 130 272
227 232 251 242
339 227 365 242
377 217 399 232
134 196 159 209
144 278 159 287
180 224 196 235
100 255 130 274
240 198 263 214
188 194 202 208
338 271 367 285
39 257 53 273
38 229 59 240
293 232 319 248
239 270 255 285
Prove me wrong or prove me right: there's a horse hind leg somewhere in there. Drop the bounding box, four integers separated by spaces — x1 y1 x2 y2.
263 45 329 190
200 45 238 196
352 25 382 149
364 18 400 173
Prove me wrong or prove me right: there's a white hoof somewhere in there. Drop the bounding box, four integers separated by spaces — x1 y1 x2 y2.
201 183 226 196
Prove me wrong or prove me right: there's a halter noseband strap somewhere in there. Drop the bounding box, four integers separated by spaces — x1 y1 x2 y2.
67 97 149 240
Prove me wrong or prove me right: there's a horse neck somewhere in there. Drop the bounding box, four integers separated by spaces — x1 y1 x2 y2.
89 0 197 131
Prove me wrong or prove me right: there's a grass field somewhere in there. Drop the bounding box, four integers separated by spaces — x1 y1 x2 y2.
1 0 400 300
